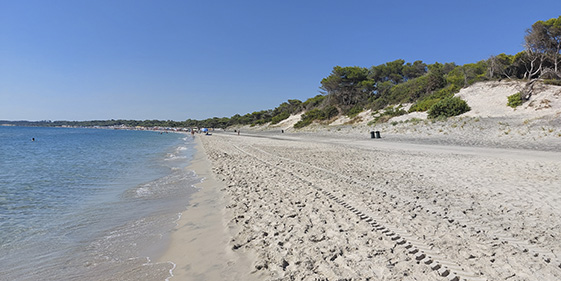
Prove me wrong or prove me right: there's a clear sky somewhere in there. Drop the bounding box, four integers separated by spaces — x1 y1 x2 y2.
1 0 560 121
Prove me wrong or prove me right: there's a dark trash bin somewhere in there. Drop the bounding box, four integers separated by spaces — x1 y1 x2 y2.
370 131 375 139
375 131 381 138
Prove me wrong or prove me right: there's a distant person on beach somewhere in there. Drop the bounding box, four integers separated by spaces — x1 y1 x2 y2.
238 130 240 136
32 138 35 141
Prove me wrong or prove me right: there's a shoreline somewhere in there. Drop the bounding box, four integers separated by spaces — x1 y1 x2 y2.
157 135 257 281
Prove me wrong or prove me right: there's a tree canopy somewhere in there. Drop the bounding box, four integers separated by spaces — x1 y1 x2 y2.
320 66 373 111
522 16 561 78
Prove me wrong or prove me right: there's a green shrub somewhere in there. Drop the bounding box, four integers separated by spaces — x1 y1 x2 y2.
293 119 311 129
507 92 523 108
302 94 326 110
368 98 389 111
409 98 440 112
252 119 267 126
346 105 363 118
323 105 339 120
300 108 322 121
428 97 471 119
409 84 458 112
271 111 290 124
387 75 429 103
293 106 340 128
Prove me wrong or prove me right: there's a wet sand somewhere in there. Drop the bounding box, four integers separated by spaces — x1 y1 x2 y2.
157 136 257 281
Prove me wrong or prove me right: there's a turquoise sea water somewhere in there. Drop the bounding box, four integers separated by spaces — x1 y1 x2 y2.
0 126 198 281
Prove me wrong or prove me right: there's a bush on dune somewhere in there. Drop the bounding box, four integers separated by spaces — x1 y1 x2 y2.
507 92 523 108
294 106 339 128
427 97 471 119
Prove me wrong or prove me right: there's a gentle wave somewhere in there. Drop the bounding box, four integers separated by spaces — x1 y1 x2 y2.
0 127 197 281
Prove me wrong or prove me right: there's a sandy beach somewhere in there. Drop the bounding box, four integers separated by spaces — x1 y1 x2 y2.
161 81 561 280
160 127 560 280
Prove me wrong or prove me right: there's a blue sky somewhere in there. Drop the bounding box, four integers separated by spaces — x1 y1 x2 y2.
1 0 560 121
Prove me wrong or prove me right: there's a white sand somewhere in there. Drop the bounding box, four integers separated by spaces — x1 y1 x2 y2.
456 80 561 119
198 132 561 280
162 80 561 280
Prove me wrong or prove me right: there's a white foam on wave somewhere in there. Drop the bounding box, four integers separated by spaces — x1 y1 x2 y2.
164 155 187 161
173 212 182 227
165 261 177 281
190 177 205 189
135 187 152 197
163 146 189 161
140 256 177 281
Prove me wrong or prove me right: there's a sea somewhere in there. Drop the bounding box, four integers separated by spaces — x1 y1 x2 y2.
0 126 199 281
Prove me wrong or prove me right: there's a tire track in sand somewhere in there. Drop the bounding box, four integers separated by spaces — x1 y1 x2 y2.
233 144 486 281
247 142 561 275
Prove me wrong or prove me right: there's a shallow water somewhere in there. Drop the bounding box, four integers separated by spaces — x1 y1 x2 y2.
0 127 198 280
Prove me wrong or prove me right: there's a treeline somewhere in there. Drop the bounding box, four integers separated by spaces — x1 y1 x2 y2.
1 119 198 128
0 99 305 129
